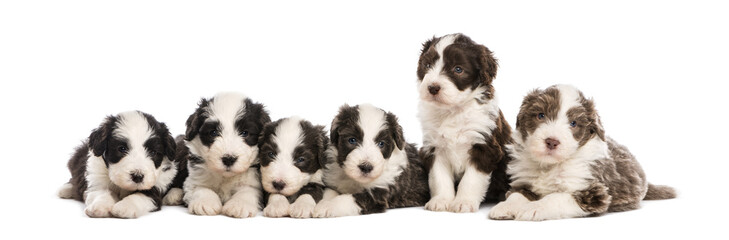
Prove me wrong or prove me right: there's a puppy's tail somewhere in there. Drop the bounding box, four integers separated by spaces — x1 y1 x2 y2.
643 183 676 200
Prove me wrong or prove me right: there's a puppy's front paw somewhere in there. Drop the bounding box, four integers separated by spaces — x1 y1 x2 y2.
489 202 516 220
222 201 258 218
111 199 149 219
515 203 552 221
312 195 361 218
289 195 316 218
263 195 290 218
85 199 115 218
448 199 479 213
162 188 184 206
424 197 451 212
188 199 222 216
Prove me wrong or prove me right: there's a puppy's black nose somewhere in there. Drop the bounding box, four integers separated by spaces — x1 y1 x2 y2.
131 173 144 183
428 85 441 95
272 181 286 191
222 156 237 167
358 163 373 174
545 138 560 150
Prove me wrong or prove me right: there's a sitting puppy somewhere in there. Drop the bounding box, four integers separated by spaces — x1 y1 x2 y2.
57 111 178 218
417 33 512 212
258 117 328 218
313 104 429 217
489 85 676 221
177 92 271 218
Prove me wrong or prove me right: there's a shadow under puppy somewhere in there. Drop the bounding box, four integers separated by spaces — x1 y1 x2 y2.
258 117 328 218
313 104 429 217
57 111 178 218
167 92 271 218
489 85 676 221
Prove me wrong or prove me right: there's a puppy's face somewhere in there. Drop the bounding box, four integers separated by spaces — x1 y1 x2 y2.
416 33 498 106
185 92 271 177
258 117 327 196
330 104 405 184
89 111 176 191
515 85 606 164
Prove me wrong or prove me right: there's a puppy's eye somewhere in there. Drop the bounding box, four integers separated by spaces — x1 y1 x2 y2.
150 150 157 156
426 63 431 69
267 152 275 159
377 141 385 148
118 146 128 154
295 157 306 164
348 138 357 145
537 113 545 120
240 131 249 137
454 66 463 73
570 121 578 127
209 130 220 137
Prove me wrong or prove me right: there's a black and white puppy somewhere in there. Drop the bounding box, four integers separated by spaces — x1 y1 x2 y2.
489 85 676 221
57 111 178 218
258 117 328 218
417 33 512 212
175 92 271 218
313 104 429 217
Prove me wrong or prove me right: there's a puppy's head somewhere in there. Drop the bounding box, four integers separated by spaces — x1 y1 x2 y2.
330 104 405 184
514 85 606 164
417 33 498 106
258 117 327 196
184 92 271 177
88 111 176 191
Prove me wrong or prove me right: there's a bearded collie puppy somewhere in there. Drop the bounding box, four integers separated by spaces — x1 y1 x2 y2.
489 85 676 221
57 111 178 218
313 104 429 217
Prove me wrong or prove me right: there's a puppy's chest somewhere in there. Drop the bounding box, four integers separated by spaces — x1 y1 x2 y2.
526 162 593 196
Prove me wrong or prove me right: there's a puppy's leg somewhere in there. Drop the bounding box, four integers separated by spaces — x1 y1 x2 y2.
489 192 530 220
425 159 455 212
321 188 339 201
449 166 490 213
263 194 290 218
111 192 158 219
515 193 590 221
57 183 74 199
222 185 261 218
162 188 184 206
289 194 316 218
186 187 222 216
312 193 363 218
84 190 117 218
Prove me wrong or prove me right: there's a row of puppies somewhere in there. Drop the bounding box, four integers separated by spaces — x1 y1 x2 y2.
58 33 675 220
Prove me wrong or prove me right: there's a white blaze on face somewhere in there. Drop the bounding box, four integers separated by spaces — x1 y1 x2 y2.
108 111 157 191
261 117 312 196
189 92 258 176
526 85 583 164
419 34 478 106
343 104 387 183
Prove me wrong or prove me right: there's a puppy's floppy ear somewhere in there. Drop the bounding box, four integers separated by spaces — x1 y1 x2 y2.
315 125 329 168
420 36 436 57
159 123 177 161
88 115 117 157
478 45 499 86
244 98 272 129
580 95 606 141
185 98 209 141
385 112 405 150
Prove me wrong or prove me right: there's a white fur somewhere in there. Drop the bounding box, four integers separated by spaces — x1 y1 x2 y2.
323 141 408 194
162 188 184 206
289 194 316 218
312 194 362 218
514 193 588 221
449 166 490 212
260 117 312 196
488 192 531 220
109 112 157 190
111 193 157 218
183 162 261 217
263 194 290 218
57 183 73 199
419 34 470 106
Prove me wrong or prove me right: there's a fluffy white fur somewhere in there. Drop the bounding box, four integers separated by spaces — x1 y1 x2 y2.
263 194 290 218
260 117 312 196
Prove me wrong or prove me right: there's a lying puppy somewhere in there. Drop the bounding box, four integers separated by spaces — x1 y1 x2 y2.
417 33 512 212
489 85 676 221
313 104 429 217
57 111 177 218
258 117 328 218
175 92 271 218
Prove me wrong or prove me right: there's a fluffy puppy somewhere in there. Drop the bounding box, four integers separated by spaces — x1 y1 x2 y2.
176 92 271 218
258 117 328 218
313 104 429 217
489 85 676 221
417 33 512 212
57 111 178 218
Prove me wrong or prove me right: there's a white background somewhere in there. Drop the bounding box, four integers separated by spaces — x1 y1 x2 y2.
1 0 727 239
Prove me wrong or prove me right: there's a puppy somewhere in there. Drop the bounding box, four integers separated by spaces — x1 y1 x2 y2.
258 117 328 218
313 104 429 217
57 111 178 218
489 85 676 221
417 33 512 212
176 92 271 218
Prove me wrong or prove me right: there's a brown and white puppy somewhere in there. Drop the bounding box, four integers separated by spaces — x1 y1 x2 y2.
489 85 676 221
313 104 429 217
417 33 512 212
258 117 328 218
57 111 178 218
173 92 271 218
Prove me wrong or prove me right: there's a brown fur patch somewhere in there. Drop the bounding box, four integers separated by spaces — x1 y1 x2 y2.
471 111 513 202
507 186 540 201
591 138 649 213
573 182 612 214
515 88 561 141
644 184 677 200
